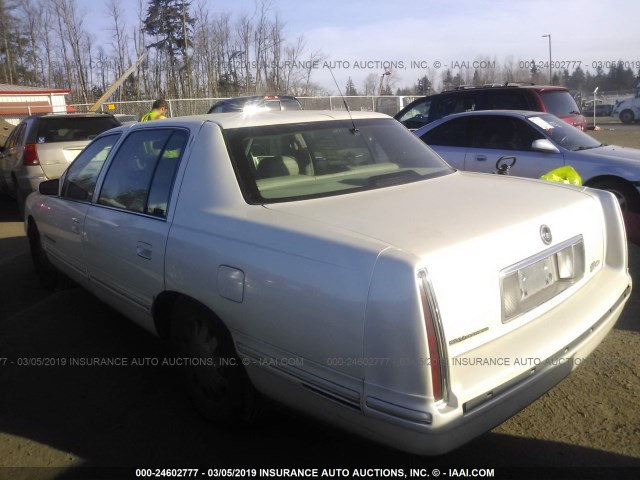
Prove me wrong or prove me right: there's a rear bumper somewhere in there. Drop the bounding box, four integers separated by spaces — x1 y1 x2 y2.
359 281 630 455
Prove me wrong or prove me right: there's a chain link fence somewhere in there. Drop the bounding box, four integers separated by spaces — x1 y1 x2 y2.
64 95 419 120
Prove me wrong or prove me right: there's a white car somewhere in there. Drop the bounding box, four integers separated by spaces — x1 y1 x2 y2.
24 111 631 455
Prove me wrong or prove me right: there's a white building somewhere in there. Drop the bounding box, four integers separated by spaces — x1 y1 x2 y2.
0 84 72 126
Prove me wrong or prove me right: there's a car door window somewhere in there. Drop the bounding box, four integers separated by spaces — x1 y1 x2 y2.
397 99 432 128
61 133 121 201
471 116 521 150
419 117 471 147
511 118 545 151
98 129 187 217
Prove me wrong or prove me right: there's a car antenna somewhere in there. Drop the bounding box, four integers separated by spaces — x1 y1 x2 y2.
328 65 359 134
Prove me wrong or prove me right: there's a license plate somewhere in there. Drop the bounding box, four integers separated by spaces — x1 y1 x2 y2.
517 255 558 300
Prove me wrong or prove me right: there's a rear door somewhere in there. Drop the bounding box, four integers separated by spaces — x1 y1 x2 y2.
83 128 188 327
417 117 472 169
464 115 565 177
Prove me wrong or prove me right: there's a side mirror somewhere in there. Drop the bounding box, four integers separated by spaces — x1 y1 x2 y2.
532 139 560 154
38 178 60 196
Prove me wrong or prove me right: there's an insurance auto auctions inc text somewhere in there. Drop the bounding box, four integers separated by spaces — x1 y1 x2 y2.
248 468 495 478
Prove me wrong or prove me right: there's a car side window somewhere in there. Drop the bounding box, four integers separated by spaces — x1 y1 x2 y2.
97 129 187 217
397 99 432 129
419 117 471 147
5 123 25 149
482 91 533 110
471 116 521 150
431 94 476 120
511 119 545 151
62 133 121 202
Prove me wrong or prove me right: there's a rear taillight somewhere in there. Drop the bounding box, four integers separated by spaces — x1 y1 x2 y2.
418 270 449 403
23 144 40 166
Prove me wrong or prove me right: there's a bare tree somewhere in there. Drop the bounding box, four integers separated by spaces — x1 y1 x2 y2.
52 0 91 103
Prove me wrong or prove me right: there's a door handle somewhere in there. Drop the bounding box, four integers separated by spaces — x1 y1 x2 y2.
475 155 487 162
136 241 152 260
71 217 80 234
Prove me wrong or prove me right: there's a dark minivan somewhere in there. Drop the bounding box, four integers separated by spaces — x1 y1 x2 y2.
394 84 586 132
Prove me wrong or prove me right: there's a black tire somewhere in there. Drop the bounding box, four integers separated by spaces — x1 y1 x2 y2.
589 179 640 213
619 110 634 124
170 299 260 426
27 221 59 290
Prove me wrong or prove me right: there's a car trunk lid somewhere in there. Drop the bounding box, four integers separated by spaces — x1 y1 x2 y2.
265 171 605 358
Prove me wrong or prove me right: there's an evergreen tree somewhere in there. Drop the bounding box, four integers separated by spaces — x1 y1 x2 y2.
345 77 358 96
143 0 196 97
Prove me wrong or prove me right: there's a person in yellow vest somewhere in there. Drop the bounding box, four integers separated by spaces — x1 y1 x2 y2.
140 99 168 121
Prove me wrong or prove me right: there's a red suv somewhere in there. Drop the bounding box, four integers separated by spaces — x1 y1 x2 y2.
395 84 587 131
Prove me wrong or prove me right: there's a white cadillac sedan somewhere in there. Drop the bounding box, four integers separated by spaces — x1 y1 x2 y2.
24 111 631 455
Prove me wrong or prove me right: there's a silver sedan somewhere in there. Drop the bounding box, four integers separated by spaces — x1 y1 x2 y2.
413 110 640 213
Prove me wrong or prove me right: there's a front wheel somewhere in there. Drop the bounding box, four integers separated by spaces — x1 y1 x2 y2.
170 299 261 426
589 179 640 213
619 110 635 124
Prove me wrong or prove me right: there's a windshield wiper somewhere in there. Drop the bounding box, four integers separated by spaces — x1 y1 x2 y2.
367 170 422 188
573 144 604 151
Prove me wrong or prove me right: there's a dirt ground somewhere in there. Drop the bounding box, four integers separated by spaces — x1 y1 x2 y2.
0 120 638 480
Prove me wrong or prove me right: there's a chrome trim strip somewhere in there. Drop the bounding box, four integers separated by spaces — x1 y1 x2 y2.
236 342 361 409
501 234 583 277
418 269 451 405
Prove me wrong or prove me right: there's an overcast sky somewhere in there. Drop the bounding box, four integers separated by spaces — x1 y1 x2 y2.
85 0 640 92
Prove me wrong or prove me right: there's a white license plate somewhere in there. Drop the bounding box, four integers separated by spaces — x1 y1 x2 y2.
517 255 558 300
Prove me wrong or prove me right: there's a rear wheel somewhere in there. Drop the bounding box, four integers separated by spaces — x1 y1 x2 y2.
619 110 635 124
589 179 640 213
27 221 59 290
170 299 261 426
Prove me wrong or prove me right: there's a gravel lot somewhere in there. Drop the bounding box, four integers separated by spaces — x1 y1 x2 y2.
0 120 638 480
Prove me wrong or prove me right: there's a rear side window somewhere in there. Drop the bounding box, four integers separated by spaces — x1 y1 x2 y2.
4 122 26 149
420 117 471 147
280 99 302 110
538 91 581 116
481 90 534 110
97 129 187 217
430 93 476 121
36 117 120 143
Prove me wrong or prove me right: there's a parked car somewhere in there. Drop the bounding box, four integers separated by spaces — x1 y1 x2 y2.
612 91 640 124
395 84 587 131
414 110 640 214
582 103 613 117
0 112 121 216
25 111 630 455
207 95 302 113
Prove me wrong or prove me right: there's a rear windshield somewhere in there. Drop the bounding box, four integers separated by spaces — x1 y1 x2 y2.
225 118 453 203
538 91 582 116
36 116 120 143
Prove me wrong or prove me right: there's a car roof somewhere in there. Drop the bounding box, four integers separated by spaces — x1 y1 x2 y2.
24 112 118 121
111 110 390 132
413 109 555 133
440 84 569 93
